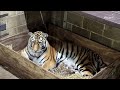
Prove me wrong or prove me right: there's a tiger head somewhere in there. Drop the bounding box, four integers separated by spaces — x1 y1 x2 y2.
28 31 48 53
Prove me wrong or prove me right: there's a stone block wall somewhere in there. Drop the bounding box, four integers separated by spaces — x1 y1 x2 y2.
50 11 120 52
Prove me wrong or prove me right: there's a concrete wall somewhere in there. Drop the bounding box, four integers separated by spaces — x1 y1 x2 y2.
0 11 28 40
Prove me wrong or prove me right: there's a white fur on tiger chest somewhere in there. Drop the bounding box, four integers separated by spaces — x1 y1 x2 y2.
57 52 76 70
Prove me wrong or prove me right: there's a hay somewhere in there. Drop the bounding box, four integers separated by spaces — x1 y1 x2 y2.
49 62 92 79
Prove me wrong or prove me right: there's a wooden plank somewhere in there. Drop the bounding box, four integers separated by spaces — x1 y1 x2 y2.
0 31 29 51
48 24 120 64
0 43 60 79
92 58 120 79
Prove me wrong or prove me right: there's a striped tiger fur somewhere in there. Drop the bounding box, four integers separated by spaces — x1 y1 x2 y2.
21 31 107 78
21 31 56 70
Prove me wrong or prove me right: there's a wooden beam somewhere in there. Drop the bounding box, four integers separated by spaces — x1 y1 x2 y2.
0 43 59 79
92 58 120 79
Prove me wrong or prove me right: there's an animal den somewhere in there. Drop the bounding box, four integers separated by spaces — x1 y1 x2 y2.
0 24 120 79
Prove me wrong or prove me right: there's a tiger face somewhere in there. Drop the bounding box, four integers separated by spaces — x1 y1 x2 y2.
28 31 48 54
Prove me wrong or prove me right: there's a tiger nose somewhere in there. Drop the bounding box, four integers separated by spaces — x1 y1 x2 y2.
33 42 40 51
41 46 45 49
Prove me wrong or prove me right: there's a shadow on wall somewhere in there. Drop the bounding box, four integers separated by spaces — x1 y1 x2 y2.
24 11 51 33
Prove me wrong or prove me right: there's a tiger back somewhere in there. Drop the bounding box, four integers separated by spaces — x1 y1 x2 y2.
55 41 107 77
48 34 107 78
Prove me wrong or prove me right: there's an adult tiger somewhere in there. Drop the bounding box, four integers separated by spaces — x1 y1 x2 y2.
21 31 56 70
21 31 107 78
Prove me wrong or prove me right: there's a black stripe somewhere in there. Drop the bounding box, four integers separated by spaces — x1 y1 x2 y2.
75 55 80 65
56 60 64 67
39 56 47 63
68 44 73 59
76 47 89 67
92 53 98 69
73 53 77 60
88 51 97 72
82 65 96 75
26 47 35 60
30 41 32 47
37 48 47 58
66 42 68 58
59 47 64 59
71 52 76 59
72 46 79 60
78 48 88 63
42 56 50 63
95 54 101 65
80 62 91 69
93 53 98 62
99 57 107 68
94 54 100 71
59 42 63 53
75 47 84 64
77 54 88 68
71 45 76 59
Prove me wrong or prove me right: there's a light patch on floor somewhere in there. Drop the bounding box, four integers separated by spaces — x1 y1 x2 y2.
0 66 18 79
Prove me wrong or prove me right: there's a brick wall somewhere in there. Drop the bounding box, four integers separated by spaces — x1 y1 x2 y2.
50 11 120 52
0 11 28 40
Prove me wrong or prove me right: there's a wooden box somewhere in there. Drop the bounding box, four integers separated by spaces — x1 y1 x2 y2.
0 24 120 79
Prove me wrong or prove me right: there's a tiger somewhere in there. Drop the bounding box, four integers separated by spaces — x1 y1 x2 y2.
21 31 107 78
20 31 56 70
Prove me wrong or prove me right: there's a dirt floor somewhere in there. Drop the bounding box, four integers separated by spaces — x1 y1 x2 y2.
0 66 18 79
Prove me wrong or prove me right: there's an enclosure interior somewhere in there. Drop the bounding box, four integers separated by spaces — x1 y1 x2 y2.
0 24 120 79
0 11 120 79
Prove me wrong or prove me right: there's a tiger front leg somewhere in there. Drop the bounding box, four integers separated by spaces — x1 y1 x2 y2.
79 67 93 79
80 71 93 79
42 59 56 71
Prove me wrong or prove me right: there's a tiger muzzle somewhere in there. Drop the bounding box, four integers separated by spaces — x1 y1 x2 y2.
32 40 40 52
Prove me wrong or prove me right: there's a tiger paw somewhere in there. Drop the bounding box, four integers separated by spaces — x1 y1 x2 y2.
80 71 93 79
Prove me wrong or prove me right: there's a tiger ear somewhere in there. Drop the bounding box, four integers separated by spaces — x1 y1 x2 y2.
28 32 33 36
43 33 48 38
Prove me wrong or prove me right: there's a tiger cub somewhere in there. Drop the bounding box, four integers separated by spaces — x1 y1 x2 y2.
21 31 107 78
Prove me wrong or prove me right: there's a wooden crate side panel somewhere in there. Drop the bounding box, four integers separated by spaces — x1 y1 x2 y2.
0 43 59 79
92 58 120 79
0 31 29 51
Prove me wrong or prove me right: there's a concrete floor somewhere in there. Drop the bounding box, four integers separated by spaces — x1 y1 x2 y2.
0 66 18 79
